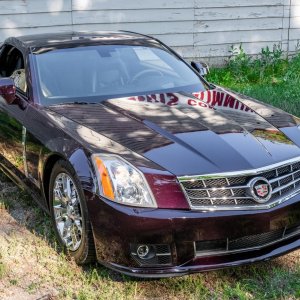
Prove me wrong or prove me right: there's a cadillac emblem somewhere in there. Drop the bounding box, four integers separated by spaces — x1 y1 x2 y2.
248 177 272 203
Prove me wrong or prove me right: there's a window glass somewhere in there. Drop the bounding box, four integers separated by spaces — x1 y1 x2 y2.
34 45 207 105
0 46 27 93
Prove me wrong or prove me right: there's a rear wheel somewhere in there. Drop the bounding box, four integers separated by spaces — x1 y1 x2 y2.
49 159 96 264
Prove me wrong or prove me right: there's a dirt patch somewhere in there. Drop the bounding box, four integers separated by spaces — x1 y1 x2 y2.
0 177 58 299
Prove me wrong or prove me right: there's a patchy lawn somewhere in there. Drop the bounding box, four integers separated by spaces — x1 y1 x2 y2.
1 174 300 300
1 49 300 299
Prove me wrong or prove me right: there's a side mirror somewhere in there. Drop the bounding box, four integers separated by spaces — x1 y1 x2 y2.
0 78 16 104
191 61 210 77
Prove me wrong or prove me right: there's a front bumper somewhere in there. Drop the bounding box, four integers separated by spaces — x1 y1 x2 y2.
86 192 300 278
105 236 300 278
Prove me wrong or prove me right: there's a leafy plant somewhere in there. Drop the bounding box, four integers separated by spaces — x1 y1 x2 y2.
207 44 300 117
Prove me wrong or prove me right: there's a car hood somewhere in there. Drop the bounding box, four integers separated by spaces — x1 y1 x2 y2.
47 88 300 176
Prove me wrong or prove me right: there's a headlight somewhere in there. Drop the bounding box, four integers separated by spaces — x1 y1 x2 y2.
92 154 157 208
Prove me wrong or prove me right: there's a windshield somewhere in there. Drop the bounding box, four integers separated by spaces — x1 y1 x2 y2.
34 44 207 105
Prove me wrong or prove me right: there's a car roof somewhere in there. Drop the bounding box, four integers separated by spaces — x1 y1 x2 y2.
5 31 156 51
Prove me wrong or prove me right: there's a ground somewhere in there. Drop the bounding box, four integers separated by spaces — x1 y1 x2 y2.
1 173 300 300
1 51 300 299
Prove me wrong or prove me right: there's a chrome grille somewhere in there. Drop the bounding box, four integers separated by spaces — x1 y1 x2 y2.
205 178 228 187
178 157 300 210
228 177 248 185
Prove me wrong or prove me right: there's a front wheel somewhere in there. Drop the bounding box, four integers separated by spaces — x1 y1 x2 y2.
49 159 96 264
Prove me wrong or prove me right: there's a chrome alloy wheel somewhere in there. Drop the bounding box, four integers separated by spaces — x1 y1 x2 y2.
52 173 83 251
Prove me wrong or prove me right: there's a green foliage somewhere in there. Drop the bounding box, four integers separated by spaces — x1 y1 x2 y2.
209 43 287 85
207 44 300 116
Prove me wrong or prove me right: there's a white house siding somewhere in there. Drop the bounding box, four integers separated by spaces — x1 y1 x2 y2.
0 0 299 65
290 0 300 52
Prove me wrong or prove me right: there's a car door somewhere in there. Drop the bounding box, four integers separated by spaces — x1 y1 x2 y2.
0 43 29 182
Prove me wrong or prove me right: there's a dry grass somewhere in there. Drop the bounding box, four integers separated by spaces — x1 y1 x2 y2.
1 173 300 300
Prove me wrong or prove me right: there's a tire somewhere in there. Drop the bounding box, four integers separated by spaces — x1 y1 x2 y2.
49 159 96 264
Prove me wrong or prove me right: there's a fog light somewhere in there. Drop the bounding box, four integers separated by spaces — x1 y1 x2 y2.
137 245 150 258
131 243 172 266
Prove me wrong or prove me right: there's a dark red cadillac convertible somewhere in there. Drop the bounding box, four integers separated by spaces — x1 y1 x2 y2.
1 31 300 277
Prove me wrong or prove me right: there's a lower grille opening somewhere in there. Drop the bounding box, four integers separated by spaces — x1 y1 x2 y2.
195 223 300 257
196 239 227 253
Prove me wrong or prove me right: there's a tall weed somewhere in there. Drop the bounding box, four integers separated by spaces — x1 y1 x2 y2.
207 44 300 116
208 43 291 86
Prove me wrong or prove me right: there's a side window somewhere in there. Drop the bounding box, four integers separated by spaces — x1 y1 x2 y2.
0 45 11 77
0 45 27 94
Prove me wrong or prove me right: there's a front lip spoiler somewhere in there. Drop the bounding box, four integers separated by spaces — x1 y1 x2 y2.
100 237 300 278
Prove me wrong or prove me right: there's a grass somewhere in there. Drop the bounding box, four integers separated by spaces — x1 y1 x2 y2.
1 46 300 299
2 192 300 300
207 44 300 117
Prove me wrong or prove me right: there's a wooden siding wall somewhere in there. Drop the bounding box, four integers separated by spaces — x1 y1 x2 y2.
0 0 299 65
